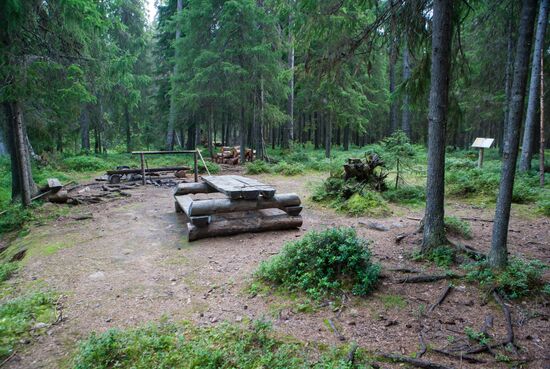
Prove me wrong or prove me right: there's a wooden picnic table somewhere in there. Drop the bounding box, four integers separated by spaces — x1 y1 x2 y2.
202 175 276 199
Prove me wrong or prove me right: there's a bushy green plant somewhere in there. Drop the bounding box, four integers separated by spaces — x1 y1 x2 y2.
0 292 56 359
256 227 380 299
444 216 472 239
73 320 363 369
464 258 548 299
0 263 18 282
0 205 34 235
198 160 220 174
382 185 426 205
286 150 310 163
245 160 273 174
537 199 550 216
63 156 109 171
336 192 390 217
273 161 305 176
511 182 538 203
412 246 456 268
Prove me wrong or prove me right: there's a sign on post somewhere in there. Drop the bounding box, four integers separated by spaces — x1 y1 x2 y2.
471 138 494 168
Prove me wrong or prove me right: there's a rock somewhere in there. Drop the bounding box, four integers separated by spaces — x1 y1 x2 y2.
210 316 218 323
105 318 112 323
235 315 243 322
88 271 106 280
32 322 48 330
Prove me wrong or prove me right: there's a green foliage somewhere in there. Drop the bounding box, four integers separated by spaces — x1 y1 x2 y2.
464 258 548 299
444 216 473 239
0 263 18 282
273 161 305 176
256 227 380 299
0 292 57 359
245 160 273 174
62 156 110 172
380 295 407 309
537 199 550 216
413 246 456 268
382 185 426 205
464 327 490 346
198 160 220 174
0 205 34 235
336 192 390 217
73 320 363 369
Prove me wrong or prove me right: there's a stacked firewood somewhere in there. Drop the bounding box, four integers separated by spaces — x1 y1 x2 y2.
214 146 255 165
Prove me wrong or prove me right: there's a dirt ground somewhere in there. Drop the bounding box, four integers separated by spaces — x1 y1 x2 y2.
3 169 550 369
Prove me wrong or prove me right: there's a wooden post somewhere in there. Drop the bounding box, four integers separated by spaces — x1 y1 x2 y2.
140 152 146 185
540 53 545 187
477 148 484 168
193 151 198 182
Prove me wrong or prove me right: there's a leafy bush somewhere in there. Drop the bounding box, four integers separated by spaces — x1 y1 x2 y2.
256 227 380 299
0 205 34 235
464 258 548 299
511 182 538 203
198 160 220 174
245 160 273 174
273 161 305 176
73 320 364 369
0 263 18 282
0 292 56 359
537 199 550 216
63 156 109 171
336 192 390 217
382 185 426 205
413 246 456 268
286 150 310 163
444 216 473 239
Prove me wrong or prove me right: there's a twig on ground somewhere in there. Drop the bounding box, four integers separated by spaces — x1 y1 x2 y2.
389 267 421 273
418 332 427 358
328 319 346 341
378 352 454 369
428 284 453 313
493 291 518 354
397 274 462 284
346 342 358 364
0 351 17 367
430 348 486 363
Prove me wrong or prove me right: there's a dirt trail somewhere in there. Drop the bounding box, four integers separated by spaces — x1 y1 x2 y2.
3 172 549 369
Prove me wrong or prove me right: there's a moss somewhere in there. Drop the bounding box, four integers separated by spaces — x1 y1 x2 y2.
337 192 391 217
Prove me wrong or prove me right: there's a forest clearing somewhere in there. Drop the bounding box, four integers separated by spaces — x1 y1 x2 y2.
1 0 550 368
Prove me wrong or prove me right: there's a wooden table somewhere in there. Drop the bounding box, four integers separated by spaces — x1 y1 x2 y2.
174 175 302 241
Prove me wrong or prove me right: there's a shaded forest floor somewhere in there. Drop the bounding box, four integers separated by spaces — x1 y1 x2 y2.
1 168 549 368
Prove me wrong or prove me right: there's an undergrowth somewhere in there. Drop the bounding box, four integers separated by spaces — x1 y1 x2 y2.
0 262 18 282
73 320 368 369
444 216 472 239
0 292 57 359
255 227 380 299
413 246 456 268
464 258 548 299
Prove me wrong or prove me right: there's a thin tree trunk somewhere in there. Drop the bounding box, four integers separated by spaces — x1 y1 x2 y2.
240 105 246 163
422 0 453 252
402 38 412 138
489 0 537 269
325 112 332 158
314 112 320 149
388 0 398 133
258 78 266 159
283 15 295 149
165 0 183 150
540 54 545 187
343 125 350 151
208 105 214 157
519 0 548 171
80 107 90 153
125 103 131 152
501 10 515 155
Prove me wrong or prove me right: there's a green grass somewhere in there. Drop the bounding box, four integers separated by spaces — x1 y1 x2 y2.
72 320 369 369
380 294 407 309
412 245 456 268
256 227 380 299
444 216 473 239
0 291 57 359
0 262 18 282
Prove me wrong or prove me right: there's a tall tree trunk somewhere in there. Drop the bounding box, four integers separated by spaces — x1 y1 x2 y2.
208 105 214 157
388 0 398 133
0 123 6 156
258 78 266 159
519 0 548 171
240 105 246 163
501 11 515 155
283 15 295 149
489 0 537 269
125 103 131 152
80 107 90 153
343 125 350 151
325 112 332 158
401 38 412 138
165 0 183 150
314 112 320 149
422 0 453 252
4 101 37 206
540 54 545 187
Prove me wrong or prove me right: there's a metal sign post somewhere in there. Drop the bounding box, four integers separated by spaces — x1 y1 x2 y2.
471 138 495 168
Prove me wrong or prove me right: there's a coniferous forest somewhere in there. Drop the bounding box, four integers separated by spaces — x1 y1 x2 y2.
1 1 549 368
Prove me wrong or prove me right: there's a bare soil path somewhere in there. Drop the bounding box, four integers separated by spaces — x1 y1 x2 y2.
3 172 549 369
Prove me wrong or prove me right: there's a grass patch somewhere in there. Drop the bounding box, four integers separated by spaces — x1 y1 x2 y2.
273 161 305 176
380 294 407 309
255 227 380 299
382 185 425 205
413 245 456 268
444 216 472 239
335 192 390 217
464 258 548 299
73 320 369 369
0 262 18 282
245 160 272 174
0 292 57 359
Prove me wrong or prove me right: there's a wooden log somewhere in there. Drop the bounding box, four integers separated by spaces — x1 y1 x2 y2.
47 178 63 191
173 182 216 196
284 205 303 216
48 190 68 203
176 193 301 217
106 166 190 175
187 209 302 241
190 216 211 227
202 175 276 199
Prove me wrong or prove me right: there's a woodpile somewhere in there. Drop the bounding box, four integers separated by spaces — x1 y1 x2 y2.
214 146 255 164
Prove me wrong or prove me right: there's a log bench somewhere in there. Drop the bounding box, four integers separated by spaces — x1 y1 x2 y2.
174 175 302 241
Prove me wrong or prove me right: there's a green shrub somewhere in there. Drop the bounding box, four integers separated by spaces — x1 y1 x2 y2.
63 156 109 171
73 320 363 369
287 150 310 163
0 263 18 282
198 160 220 174
0 292 57 359
511 182 538 203
256 227 380 299
444 216 473 239
464 258 548 299
273 161 305 176
311 177 346 202
537 199 550 216
412 246 456 268
0 205 34 235
245 160 272 174
336 192 390 217
382 185 426 205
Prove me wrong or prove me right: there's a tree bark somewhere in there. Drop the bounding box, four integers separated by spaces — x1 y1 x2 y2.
125 103 131 152
500 10 515 155
388 0 399 133
80 106 90 153
519 0 548 171
283 15 295 149
208 105 214 157
165 0 183 150
343 125 350 151
401 38 412 138
240 105 246 163
325 112 332 158
422 0 453 252
489 0 537 269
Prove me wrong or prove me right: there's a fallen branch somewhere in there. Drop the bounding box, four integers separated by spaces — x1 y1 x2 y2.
428 284 453 313
493 291 517 354
418 332 427 358
389 267 421 274
460 217 493 223
397 274 461 284
430 348 485 364
328 319 346 341
378 353 454 369
0 351 17 367
346 342 358 364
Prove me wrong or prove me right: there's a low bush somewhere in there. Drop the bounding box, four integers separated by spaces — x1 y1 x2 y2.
412 246 456 268
273 161 305 176
73 320 365 369
537 199 550 216
0 205 34 235
444 216 473 239
382 185 426 205
245 160 273 174
0 292 57 359
63 156 109 171
198 160 220 174
256 227 380 299
0 263 18 282
464 258 548 299
511 182 538 203
336 192 390 217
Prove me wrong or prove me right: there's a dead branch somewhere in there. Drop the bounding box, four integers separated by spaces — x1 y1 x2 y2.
428 284 453 313
346 342 358 364
418 332 427 358
328 319 346 341
397 274 461 284
378 352 454 369
0 351 17 367
493 291 517 354
389 267 421 273
430 348 486 364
